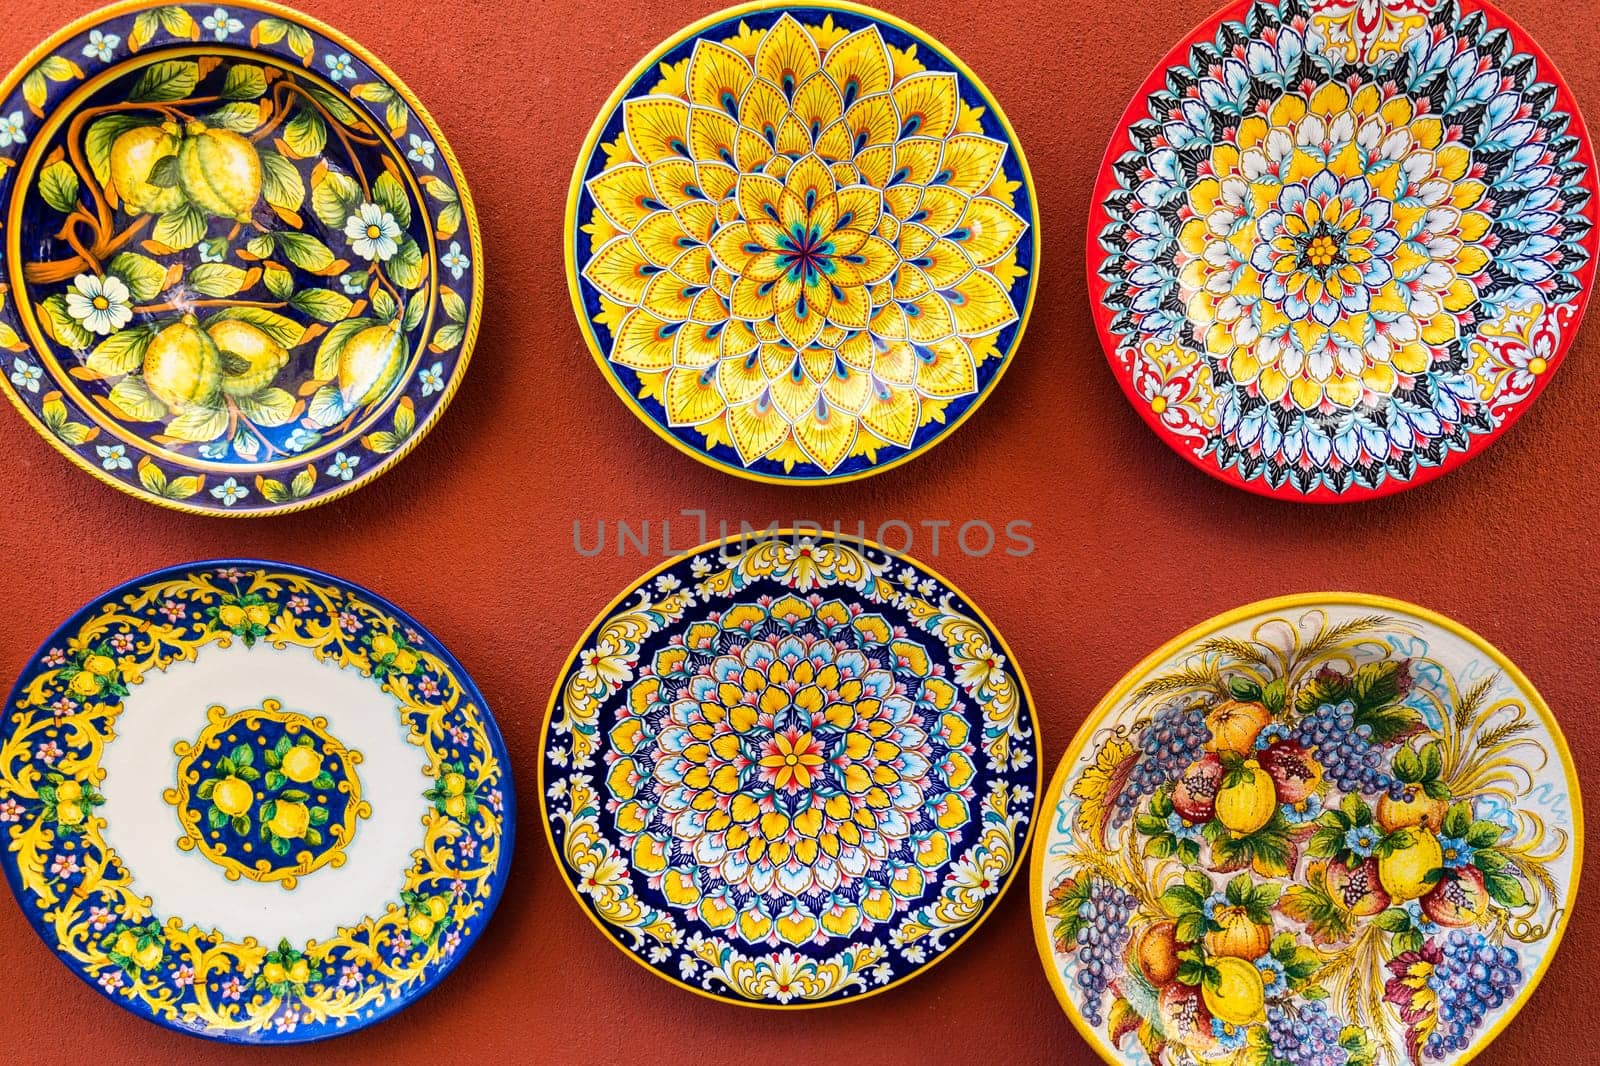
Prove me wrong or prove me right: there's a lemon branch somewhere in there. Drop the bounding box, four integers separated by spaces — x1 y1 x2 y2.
225 399 291 459
130 298 286 315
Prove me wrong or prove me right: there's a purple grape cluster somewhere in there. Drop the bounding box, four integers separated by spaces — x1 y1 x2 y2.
1424 932 1521 1059
1072 879 1136 1026
1292 701 1403 798
1266 1001 1350 1066
1112 703 1210 825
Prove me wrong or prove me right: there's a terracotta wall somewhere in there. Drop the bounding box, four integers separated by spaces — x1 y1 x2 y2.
0 1 1592 1062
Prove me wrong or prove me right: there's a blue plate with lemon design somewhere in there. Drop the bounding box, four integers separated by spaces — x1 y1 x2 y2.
0 561 513 1042
0 1 481 514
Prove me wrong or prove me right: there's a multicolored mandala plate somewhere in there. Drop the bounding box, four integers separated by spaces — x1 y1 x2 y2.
542 534 1039 1006
1031 595 1579 1065
567 3 1039 483
1090 0 1596 500
0 1 481 514
0 562 513 1042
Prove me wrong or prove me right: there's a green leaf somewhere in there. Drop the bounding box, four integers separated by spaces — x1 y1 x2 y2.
38 160 81 213
1261 677 1286 713
276 231 335 272
1351 661 1403 712
39 295 93 350
209 102 265 134
231 815 251 834
290 288 354 323
315 317 375 379
311 170 361 229
432 323 464 351
440 286 466 324
236 387 296 427
371 288 398 321
88 327 156 376
1392 746 1421 783
309 806 329 826
270 835 290 856
206 307 305 348
387 238 427 288
1466 819 1506 849
1174 912 1205 945
265 770 286 790
290 464 316 497
165 404 229 442
230 744 254 767
235 766 260 782
129 60 199 102
1225 873 1251 907
1484 870 1527 908
153 203 207 250
1419 741 1444 782
280 789 308 802
207 806 227 828
246 233 277 258
196 778 216 799
403 289 427 331
1228 676 1262 701
260 263 293 300
373 171 411 228
304 827 323 846
305 85 359 125
222 64 268 100
1374 907 1412 932
187 262 249 297
108 376 167 420
1442 802 1472 839
283 106 327 157
106 252 167 303
259 149 305 212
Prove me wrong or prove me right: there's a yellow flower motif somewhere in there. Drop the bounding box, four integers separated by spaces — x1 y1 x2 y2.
581 14 1028 472
1178 84 1492 411
757 729 827 790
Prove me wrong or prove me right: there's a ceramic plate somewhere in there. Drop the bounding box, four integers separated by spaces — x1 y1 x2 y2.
541 532 1039 1006
0 561 513 1042
567 2 1038 483
1090 0 1596 501
1032 595 1579 1064
0 1 480 514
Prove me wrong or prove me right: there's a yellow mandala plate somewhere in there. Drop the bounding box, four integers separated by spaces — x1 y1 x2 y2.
1032 594 1579 1065
0 1 482 514
541 532 1040 1006
0 561 513 1042
567 2 1039 483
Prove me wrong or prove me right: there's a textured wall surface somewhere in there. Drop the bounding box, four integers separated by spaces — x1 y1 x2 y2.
0 1 1593 1063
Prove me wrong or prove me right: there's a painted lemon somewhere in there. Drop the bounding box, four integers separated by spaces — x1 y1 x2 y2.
218 603 247 627
1202 955 1267 1026
209 318 289 397
143 314 222 412
56 780 83 803
394 649 418 672
444 793 468 819
424 896 448 921
288 959 310 984
281 745 323 784
113 931 138 957
56 801 85 826
109 122 183 215
1377 785 1449 834
69 671 100 696
263 961 288 985
371 634 400 658
1379 829 1445 901
408 913 435 938
443 772 467 797
212 775 253 816
1214 760 1278 835
245 604 272 626
84 654 117 676
133 940 164 969
338 319 406 410
267 799 310 839
177 123 261 221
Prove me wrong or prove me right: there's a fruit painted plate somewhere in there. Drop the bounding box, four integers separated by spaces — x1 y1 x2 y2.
1090 0 1596 501
541 532 1039 1006
567 2 1038 484
1031 595 1580 1065
0 561 513 1042
0 1 480 514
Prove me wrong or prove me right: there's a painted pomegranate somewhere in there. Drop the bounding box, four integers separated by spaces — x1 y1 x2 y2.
1422 867 1490 928
1133 919 1181 986
1172 754 1224 822
1258 740 1324 804
1326 858 1390 916
1158 982 1217 1052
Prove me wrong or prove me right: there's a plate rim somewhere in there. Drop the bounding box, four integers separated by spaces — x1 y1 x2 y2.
0 556 517 1044
537 529 1044 1008
1083 0 1599 503
1027 590 1584 1065
0 0 486 517
562 0 1043 485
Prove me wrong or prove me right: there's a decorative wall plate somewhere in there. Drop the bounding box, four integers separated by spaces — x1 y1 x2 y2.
541 532 1039 1006
566 2 1038 483
1090 0 1596 501
0 1 481 515
0 561 513 1042
1032 594 1580 1065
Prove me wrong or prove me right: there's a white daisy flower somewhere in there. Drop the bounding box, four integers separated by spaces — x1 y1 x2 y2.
0 111 26 148
344 203 402 262
64 273 133 336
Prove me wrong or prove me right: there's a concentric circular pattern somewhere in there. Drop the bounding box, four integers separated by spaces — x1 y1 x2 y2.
1090 0 1595 500
0 2 481 514
1031 595 1580 1065
0 562 513 1042
568 3 1037 482
543 534 1038 1006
